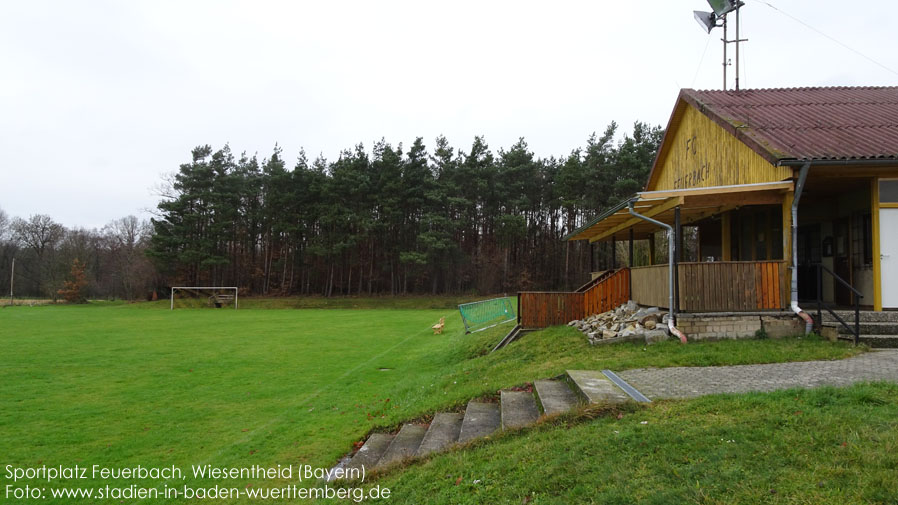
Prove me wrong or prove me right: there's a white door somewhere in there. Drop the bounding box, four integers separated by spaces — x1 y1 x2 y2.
882 208 898 308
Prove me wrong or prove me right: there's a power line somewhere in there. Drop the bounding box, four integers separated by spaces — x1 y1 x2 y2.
751 0 898 77
691 34 714 88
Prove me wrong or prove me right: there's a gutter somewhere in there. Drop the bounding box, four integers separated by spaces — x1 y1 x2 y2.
790 162 814 334
778 158 897 168
627 200 687 343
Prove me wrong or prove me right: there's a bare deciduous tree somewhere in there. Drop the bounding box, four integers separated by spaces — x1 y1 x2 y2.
103 215 154 299
12 214 65 298
0 207 9 241
12 214 64 258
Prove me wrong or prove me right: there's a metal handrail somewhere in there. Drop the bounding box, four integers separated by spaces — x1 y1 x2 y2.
814 263 862 346
817 263 863 298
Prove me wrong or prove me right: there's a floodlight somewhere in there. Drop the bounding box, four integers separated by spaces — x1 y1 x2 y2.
694 10 717 33
706 0 739 17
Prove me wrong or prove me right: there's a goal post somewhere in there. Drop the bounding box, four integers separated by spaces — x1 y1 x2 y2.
170 286 238 310
457 296 517 334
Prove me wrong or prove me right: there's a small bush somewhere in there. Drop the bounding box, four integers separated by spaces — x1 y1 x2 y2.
57 259 88 303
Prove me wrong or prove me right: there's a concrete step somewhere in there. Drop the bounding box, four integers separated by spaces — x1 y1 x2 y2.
346 433 394 471
825 321 898 335
839 334 898 348
458 401 500 443
534 379 582 416
566 370 630 405
500 390 540 430
821 310 898 323
378 424 427 468
416 412 463 457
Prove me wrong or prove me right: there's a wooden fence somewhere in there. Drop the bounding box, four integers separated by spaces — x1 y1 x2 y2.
678 261 788 312
519 268 630 328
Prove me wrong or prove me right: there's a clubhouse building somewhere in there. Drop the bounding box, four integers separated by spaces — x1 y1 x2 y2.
521 86 898 342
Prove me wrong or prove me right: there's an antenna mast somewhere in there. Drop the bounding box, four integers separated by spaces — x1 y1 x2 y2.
694 0 748 90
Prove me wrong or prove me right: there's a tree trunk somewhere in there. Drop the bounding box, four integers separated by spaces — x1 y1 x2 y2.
347 263 352 298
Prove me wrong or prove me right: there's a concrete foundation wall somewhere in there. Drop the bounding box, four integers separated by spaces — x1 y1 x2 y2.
676 312 804 340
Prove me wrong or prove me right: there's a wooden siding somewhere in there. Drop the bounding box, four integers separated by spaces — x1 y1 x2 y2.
631 265 670 308
649 104 792 191
678 261 788 312
519 269 630 328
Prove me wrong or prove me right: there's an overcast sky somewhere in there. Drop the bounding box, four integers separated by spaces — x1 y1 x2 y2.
1 0 896 229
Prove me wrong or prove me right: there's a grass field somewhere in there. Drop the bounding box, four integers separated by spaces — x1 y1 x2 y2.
0 300 873 504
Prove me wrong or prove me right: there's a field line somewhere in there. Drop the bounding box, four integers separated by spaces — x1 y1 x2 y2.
135 313 452 501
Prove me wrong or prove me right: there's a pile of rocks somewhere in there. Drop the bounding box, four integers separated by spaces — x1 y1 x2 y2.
568 300 671 345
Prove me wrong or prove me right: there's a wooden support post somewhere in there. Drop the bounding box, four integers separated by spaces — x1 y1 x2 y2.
648 233 656 266
589 242 595 273
611 235 617 270
782 192 794 268
750 210 757 261
674 206 681 313
628 228 634 296
721 211 732 261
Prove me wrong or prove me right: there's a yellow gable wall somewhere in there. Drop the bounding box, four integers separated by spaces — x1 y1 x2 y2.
649 103 793 191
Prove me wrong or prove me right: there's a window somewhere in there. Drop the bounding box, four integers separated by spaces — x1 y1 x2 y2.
851 212 873 268
880 179 898 203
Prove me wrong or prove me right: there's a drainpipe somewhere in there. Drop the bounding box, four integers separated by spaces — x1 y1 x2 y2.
791 162 814 334
628 200 687 343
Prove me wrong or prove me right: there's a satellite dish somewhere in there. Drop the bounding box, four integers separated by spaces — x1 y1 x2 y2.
694 10 717 33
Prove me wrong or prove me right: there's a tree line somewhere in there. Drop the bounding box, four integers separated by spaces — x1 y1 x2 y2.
148 121 663 296
0 211 156 301
0 121 662 301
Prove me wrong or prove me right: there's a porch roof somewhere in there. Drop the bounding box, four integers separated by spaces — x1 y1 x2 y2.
564 181 794 242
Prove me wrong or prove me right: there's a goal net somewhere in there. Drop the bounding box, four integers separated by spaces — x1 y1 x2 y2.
170 287 238 310
458 296 516 334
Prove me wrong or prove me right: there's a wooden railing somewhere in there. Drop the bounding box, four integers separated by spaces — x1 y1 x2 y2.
519 268 630 328
520 261 787 328
677 261 788 312
584 268 630 315
629 261 788 311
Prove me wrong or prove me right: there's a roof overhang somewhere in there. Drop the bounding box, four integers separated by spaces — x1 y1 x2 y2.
565 181 794 242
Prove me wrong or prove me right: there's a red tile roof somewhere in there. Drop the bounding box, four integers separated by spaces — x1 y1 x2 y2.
680 86 898 163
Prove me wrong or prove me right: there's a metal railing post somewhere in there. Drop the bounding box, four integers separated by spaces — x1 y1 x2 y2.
816 264 823 333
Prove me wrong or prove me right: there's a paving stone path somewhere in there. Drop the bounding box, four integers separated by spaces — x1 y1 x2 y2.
617 350 898 399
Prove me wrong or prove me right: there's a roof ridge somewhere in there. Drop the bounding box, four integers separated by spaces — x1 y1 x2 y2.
756 125 898 129
710 101 898 106
685 85 898 93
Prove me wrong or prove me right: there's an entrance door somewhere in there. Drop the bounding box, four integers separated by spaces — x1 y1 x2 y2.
833 218 852 306
881 208 898 308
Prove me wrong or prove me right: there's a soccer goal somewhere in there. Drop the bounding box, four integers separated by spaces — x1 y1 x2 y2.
170 287 238 310
457 296 517 334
